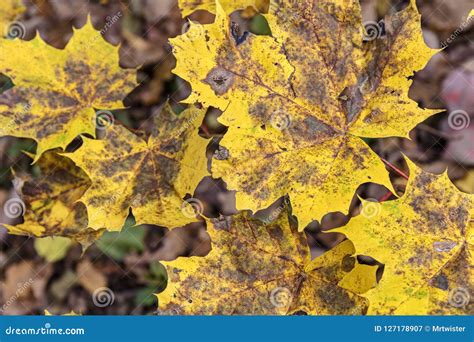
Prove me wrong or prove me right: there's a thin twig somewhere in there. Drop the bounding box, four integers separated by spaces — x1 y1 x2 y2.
381 158 409 180
378 190 394 202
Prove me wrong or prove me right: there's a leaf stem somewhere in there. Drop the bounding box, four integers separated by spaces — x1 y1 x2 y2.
381 158 409 180
378 191 394 202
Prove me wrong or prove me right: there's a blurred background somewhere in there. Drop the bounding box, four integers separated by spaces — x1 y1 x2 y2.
0 0 472 315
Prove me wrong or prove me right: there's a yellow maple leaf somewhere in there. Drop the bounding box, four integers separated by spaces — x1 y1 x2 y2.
333 159 473 314
170 0 438 229
178 0 268 17
66 104 209 231
394 238 473 315
0 19 136 161
338 261 379 295
157 208 368 315
44 309 81 316
3 151 103 246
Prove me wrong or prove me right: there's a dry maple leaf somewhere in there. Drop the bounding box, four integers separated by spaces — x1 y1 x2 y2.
3 151 103 246
0 19 136 161
170 0 439 229
333 159 474 314
66 104 209 231
394 230 473 315
1 260 52 315
157 208 369 315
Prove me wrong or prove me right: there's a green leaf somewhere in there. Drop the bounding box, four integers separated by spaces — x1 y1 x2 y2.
95 223 146 261
34 236 73 262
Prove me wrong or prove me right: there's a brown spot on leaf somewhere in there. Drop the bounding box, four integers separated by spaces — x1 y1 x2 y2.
430 273 449 291
316 283 357 314
204 66 235 95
